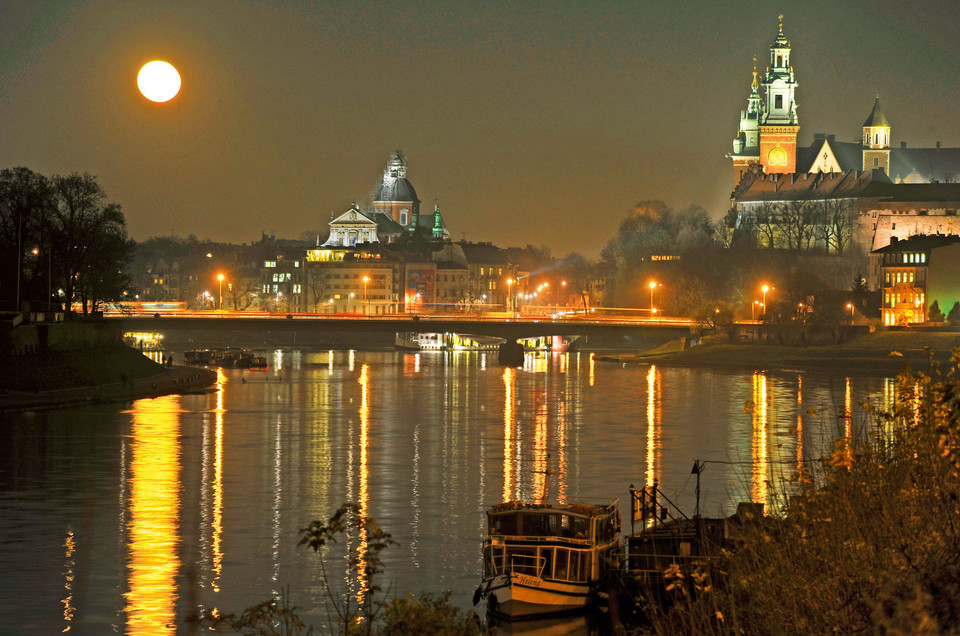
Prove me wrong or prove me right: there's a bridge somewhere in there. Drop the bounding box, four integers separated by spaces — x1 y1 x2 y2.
112 313 695 345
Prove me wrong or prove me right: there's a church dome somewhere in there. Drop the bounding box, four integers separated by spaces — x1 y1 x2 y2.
375 177 419 203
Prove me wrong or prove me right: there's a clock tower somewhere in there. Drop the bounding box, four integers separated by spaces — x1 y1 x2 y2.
759 15 799 174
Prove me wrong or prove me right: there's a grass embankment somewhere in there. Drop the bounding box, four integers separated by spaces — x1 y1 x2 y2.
623 331 960 374
0 345 162 392
641 351 960 634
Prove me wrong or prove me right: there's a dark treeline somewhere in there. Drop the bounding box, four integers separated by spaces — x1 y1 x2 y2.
0 167 133 315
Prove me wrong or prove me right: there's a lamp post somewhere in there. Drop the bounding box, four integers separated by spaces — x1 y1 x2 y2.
761 284 771 318
276 290 282 313
847 302 855 323
218 274 224 312
362 275 369 314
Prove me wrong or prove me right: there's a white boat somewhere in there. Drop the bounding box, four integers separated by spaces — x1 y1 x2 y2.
395 332 504 351
474 500 621 618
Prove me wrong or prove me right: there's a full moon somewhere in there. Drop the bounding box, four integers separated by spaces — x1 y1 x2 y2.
137 60 181 102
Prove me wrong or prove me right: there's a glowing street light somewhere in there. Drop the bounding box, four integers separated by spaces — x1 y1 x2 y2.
648 280 661 318
761 284 772 314
847 302 855 322
217 273 224 311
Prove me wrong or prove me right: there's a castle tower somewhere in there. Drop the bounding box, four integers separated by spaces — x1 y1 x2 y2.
729 59 763 186
862 96 891 173
759 15 799 174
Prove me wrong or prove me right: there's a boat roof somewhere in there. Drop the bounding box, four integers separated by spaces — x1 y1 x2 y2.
488 500 619 517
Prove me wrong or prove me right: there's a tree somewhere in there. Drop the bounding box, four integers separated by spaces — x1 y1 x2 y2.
49 173 132 315
948 301 960 325
929 300 945 323
0 167 53 310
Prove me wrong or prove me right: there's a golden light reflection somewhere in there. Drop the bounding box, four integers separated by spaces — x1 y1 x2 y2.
645 365 660 490
349 349 356 372
356 364 370 607
62 529 76 629
556 400 568 504
328 349 334 374
502 367 517 502
212 370 225 593
844 377 853 440
533 403 548 503
125 395 182 635
796 376 804 470
588 352 595 387
559 352 567 374
751 372 768 506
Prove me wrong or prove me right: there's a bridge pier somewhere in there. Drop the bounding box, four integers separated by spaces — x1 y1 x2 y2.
498 339 524 366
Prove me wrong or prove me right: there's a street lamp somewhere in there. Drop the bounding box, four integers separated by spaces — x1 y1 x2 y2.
648 281 660 318
847 302 855 323
218 273 224 312
761 284 772 316
362 275 369 313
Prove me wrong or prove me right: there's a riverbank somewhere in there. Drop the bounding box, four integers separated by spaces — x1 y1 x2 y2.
0 345 217 411
604 330 960 374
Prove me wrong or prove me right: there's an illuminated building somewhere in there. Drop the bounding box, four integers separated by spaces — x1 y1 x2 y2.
873 234 960 326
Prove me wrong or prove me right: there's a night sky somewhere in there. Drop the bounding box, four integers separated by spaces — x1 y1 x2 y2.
2 1 958 257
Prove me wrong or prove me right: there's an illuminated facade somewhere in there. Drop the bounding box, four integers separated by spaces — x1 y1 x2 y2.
872 234 960 326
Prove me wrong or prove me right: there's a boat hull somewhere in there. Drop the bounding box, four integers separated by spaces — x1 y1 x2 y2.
483 572 590 618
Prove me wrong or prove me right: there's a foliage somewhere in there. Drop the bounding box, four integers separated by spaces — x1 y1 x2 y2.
929 300 945 323
190 503 487 636
379 591 486 635
643 349 960 634
0 167 133 313
192 587 308 636
948 301 960 325
692 302 734 337
298 502 397 634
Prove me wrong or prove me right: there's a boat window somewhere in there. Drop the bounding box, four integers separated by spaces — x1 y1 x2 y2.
570 516 590 539
539 547 553 579
522 513 559 536
492 513 518 536
569 551 583 582
508 549 540 576
554 548 570 580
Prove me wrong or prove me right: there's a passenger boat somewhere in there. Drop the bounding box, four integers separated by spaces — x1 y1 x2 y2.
395 332 504 351
474 500 621 618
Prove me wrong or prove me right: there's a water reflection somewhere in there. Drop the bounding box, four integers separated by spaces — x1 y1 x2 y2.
356 364 370 607
751 372 769 507
61 529 76 630
502 367 518 502
0 351 901 633
124 395 182 634
645 365 660 491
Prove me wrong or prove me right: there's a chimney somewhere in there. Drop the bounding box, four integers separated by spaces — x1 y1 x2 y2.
901 141 907 148
890 236 899 244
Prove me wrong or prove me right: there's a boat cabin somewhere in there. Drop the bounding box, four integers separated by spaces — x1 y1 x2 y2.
483 502 619 584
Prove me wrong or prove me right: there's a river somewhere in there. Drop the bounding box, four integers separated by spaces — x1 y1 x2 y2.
0 348 897 633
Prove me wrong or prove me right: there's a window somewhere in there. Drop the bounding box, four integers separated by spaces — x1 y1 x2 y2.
400 211 408 225
874 158 879 167
265 261 276 268
293 284 301 293
775 95 783 109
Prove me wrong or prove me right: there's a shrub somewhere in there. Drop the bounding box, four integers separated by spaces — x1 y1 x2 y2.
644 349 960 634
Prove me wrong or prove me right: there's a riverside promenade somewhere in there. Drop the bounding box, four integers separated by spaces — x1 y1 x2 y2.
0 364 218 412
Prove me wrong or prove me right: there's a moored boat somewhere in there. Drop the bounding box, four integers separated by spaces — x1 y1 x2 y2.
474 499 621 619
